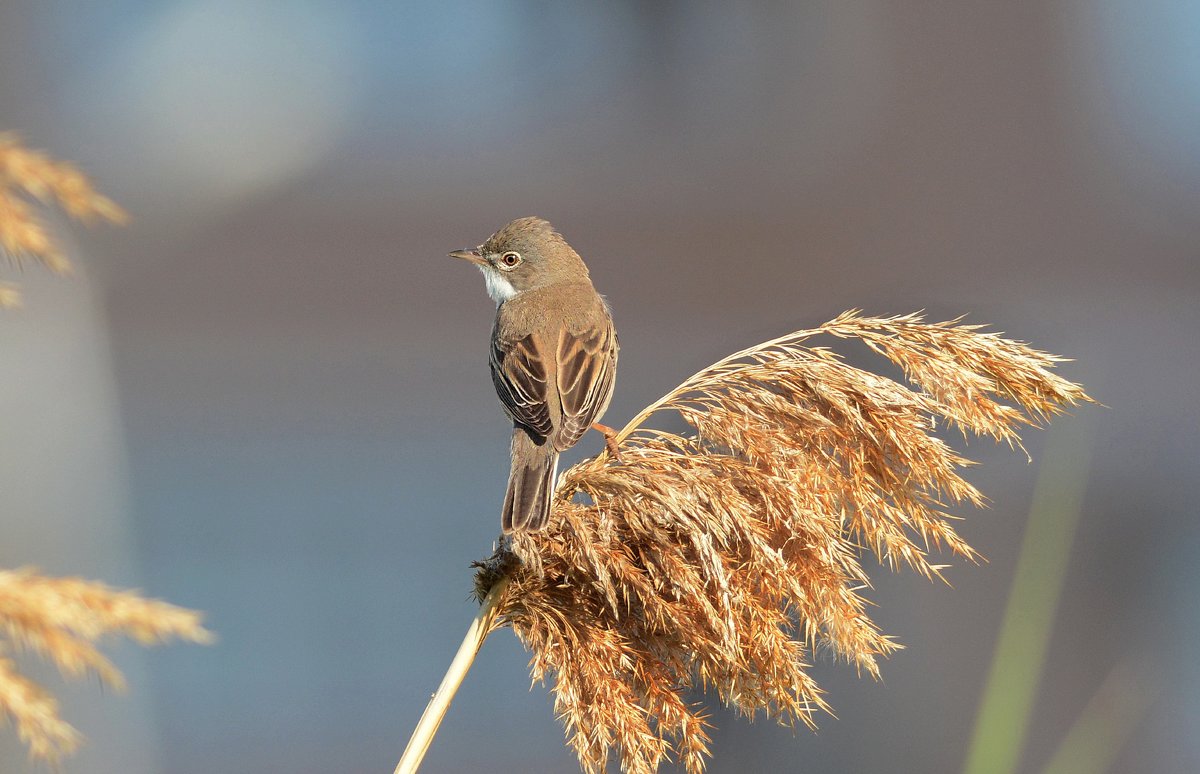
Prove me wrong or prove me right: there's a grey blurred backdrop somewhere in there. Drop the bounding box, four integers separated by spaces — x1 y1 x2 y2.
1 2 1197 772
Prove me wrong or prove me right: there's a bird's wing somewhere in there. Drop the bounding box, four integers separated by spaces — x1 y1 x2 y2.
555 320 618 451
490 332 554 442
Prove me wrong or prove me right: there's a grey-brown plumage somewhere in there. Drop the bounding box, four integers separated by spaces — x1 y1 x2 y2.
450 217 618 533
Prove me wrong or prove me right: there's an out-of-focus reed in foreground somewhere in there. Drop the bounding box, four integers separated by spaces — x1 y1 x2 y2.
0 570 212 761
1 134 210 764
470 311 1090 774
0 133 126 306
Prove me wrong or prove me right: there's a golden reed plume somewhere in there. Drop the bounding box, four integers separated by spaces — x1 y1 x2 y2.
0 132 126 306
0 134 211 762
461 311 1091 774
0 569 212 761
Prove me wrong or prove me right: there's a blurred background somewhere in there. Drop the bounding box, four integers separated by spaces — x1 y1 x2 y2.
1 1 1197 772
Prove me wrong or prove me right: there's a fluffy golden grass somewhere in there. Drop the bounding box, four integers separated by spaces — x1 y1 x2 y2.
474 311 1091 774
0 138 208 762
0 569 212 761
0 133 126 306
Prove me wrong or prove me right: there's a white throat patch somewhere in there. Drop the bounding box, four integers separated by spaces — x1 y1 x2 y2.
480 266 518 304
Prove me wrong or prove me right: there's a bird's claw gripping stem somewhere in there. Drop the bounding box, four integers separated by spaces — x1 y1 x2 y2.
591 422 624 463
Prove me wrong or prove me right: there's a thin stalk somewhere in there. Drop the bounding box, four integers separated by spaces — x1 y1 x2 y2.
1040 658 1157 774
962 419 1094 774
395 574 511 774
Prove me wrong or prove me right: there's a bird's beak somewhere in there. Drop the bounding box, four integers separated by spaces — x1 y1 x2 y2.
448 247 486 266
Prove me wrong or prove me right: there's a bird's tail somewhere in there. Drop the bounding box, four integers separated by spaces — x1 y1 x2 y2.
502 429 559 533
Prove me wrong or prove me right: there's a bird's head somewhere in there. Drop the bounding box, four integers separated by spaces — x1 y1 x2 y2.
450 217 588 304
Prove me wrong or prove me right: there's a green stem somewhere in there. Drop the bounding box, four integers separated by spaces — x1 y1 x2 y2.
963 420 1094 774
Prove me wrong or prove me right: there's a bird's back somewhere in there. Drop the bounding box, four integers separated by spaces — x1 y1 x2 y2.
491 281 617 448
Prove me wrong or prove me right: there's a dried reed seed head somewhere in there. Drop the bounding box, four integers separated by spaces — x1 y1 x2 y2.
0 188 71 274
0 569 212 761
0 134 126 225
476 311 1090 774
0 569 213 648
0 133 127 302
0 656 81 762
0 137 191 763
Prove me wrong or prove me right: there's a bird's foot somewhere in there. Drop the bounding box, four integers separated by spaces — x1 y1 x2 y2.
591 422 624 463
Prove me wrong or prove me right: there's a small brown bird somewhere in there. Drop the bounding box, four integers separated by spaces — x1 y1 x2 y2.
450 217 619 533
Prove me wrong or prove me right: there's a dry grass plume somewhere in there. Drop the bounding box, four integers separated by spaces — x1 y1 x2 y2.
0 134 210 763
473 310 1091 774
0 133 126 306
0 569 212 761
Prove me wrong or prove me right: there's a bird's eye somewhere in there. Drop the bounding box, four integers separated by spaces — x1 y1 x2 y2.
500 251 522 268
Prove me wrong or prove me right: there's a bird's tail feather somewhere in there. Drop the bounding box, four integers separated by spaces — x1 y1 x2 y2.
502 431 558 533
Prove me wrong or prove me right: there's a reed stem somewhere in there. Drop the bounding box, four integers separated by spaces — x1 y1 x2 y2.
395 574 511 774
